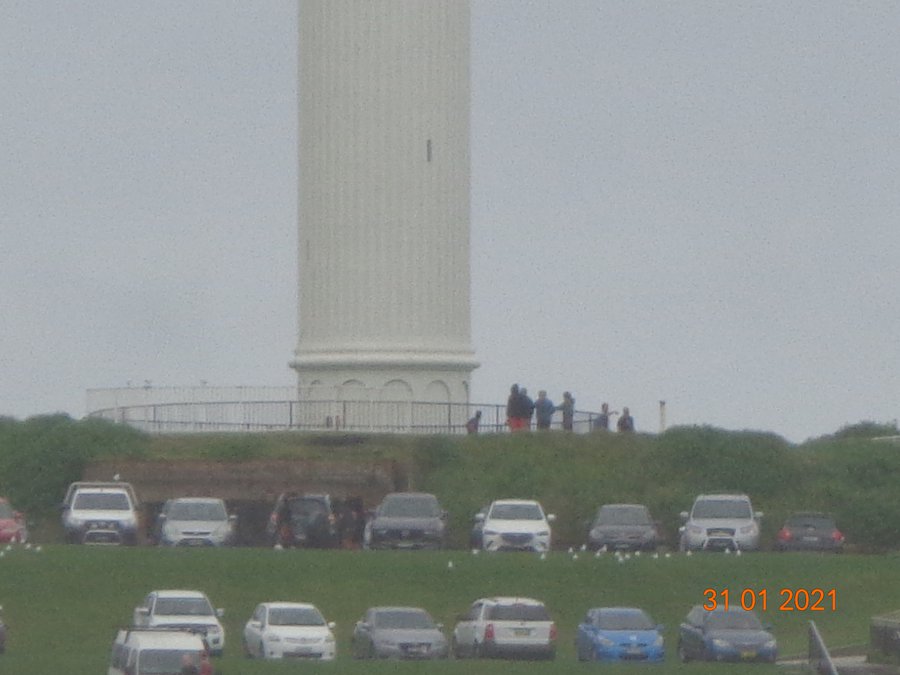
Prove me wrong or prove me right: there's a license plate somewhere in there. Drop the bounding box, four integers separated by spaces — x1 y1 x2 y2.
741 650 757 659
513 628 532 636
802 536 818 542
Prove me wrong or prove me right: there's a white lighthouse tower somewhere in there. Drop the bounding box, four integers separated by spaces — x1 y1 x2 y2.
292 1 478 427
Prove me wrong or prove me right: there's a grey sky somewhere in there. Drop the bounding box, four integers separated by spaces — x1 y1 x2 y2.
2 1 898 442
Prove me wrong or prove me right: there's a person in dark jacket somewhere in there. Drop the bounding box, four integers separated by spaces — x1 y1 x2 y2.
617 406 635 432
534 390 555 430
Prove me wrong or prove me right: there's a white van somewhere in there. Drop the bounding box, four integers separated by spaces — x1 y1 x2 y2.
108 628 207 675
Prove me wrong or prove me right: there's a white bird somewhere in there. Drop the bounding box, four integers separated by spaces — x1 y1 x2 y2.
273 543 283 551
600 545 608 554
686 550 693 557
735 549 742 557
35 546 42 553
634 550 641 557
580 544 587 552
447 560 454 570
652 552 659 559
594 550 602 558
724 548 731 555
471 548 480 555
113 473 121 481
539 552 547 561
665 552 672 558
568 547 574 554
572 554 579 561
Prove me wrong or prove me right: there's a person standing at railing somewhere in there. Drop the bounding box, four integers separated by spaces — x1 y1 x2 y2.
617 407 635 432
592 402 618 431
507 384 522 431
466 410 482 434
519 387 535 430
534 390 555 430
556 391 575 431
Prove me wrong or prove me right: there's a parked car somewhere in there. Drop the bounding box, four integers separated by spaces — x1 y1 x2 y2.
775 512 844 552
243 602 336 660
61 481 140 545
267 493 340 548
678 605 776 663
575 607 664 662
478 499 555 552
108 627 208 675
157 497 236 547
587 504 658 552
679 493 762 552
351 606 448 660
133 590 225 656
364 492 447 550
0 498 27 544
452 596 556 660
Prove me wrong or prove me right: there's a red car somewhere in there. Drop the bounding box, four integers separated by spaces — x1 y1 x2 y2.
0 498 27 544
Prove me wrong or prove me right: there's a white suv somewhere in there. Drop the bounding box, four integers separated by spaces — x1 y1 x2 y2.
133 590 226 656
478 499 555 552
452 597 556 660
679 494 762 552
62 481 140 545
108 627 207 675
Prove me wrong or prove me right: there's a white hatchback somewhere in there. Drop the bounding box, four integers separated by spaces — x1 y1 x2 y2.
478 499 555 552
243 602 336 661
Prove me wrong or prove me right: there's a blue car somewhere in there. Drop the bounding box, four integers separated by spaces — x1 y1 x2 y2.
678 605 776 663
575 607 664 662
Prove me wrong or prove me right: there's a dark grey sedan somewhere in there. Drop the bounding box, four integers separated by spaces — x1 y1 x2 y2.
352 607 448 660
775 512 844 552
587 504 658 552
364 492 447 550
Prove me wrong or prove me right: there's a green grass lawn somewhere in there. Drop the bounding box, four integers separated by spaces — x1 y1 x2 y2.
0 545 895 674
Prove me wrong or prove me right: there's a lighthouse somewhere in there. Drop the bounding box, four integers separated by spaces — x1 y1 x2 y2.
292 1 478 421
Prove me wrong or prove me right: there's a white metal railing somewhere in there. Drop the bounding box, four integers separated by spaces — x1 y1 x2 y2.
86 387 600 434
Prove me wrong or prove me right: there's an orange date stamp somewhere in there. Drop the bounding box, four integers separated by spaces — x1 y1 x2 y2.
703 588 837 612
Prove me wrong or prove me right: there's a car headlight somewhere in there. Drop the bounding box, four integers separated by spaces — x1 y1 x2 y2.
67 517 84 528
711 638 731 649
325 634 335 644
596 636 615 647
266 634 281 642
653 634 664 647
739 523 758 535
764 639 777 650
687 525 703 535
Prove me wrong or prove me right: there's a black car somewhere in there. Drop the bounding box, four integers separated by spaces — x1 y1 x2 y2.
587 504 659 552
365 492 447 550
268 493 340 548
775 512 844 552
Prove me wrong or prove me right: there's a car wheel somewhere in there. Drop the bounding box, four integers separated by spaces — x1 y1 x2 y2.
242 638 253 658
677 641 690 663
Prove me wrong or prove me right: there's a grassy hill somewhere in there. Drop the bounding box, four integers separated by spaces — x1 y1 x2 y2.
2 415 900 550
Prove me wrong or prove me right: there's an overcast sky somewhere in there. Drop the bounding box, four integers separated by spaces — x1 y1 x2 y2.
2 1 898 443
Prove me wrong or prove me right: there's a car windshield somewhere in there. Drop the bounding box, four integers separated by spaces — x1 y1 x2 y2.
596 506 650 526
490 503 544 520
373 610 435 629
269 607 325 626
487 604 550 621
167 501 227 521
692 499 752 519
380 496 440 518
707 611 763 631
139 648 203 674
73 492 130 510
0 502 14 519
288 498 328 518
154 597 214 616
786 515 834 529
596 610 654 630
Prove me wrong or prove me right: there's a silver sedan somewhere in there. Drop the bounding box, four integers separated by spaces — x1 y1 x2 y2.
352 607 448 660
